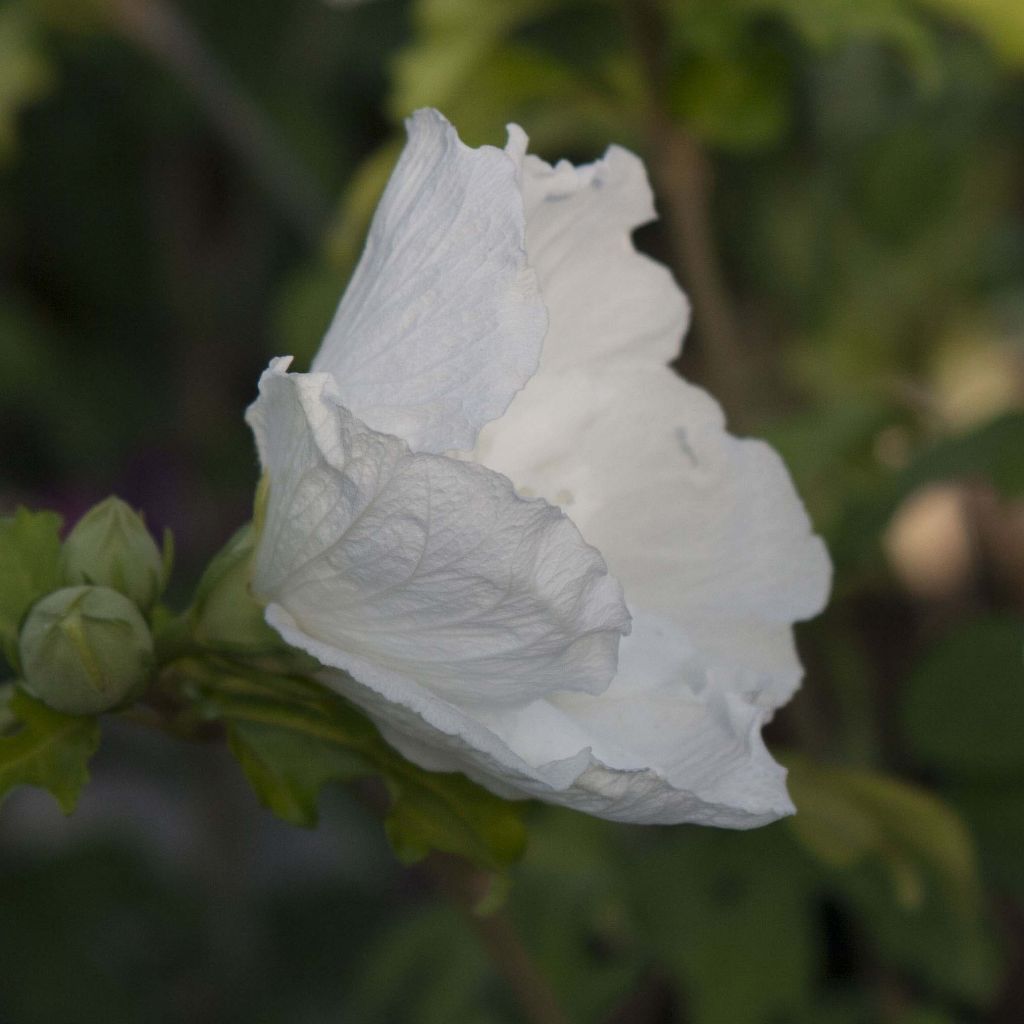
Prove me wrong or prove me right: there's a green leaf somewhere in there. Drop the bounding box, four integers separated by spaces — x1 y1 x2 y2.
914 0 1024 65
673 0 942 85
786 756 1002 1003
837 412 1024 570
0 4 55 164
0 507 63 669
787 756 980 911
227 717 370 827
670 42 792 151
902 616 1024 777
946 780 1024 902
390 0 557 120
196 666 526 871
385 769 527 870
627 825 815 1024
894 411 1024 500
0 687 101 813
389 0 618 156
344 903 494 1024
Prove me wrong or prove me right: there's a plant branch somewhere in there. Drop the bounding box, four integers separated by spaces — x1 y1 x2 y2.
106 0 330 247
426 853 573 1024
622 0 751 426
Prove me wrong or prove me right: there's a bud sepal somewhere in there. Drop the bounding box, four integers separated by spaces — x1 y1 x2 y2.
60 496 169 613
18 585 155 715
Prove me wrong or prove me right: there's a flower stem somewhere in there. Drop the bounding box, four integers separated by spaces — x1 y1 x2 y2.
105 0 330 247
426 854 572 1024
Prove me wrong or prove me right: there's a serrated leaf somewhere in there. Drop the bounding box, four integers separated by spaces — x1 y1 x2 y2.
385 769 527 871
227 717 371 827
196 667 526 871
0 507 63 669
0 688 100 813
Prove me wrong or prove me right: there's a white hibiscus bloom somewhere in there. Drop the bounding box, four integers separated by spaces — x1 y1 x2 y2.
246 109 831 828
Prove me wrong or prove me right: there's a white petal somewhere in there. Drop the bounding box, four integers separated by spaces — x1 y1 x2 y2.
287 612 793 828
505 130 690 373
246 362 629 708
313 109 546 453
476 364 832 708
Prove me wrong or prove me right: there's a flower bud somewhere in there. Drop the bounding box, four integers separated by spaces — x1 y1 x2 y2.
61 497 167 612
189 524 287 656
19 585 154 715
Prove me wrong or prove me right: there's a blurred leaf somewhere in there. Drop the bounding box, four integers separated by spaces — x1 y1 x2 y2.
390 0 557 120
345 903 497 1024
274 259 347 372
511 811 642 1021
670 41 791 150
25 0 111 33
629 826 815 1024
902 616 1024 777
0 507 63 670
764 396 896 531
0 4 54 163
788 756 980 912
915 0 1024 64
390 0 621 153
895 411 1024 498
837 412 1024 570
674 0 941 84
199 668 526 871
947 781 1024 902
0 841 211 1024
787 756 1001 1003
855 123 967 244
0 688 101 814
323 138 403 284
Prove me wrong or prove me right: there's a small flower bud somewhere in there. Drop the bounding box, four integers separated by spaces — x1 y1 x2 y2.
19 585 154 715
189 524 286 656
61 497 167 612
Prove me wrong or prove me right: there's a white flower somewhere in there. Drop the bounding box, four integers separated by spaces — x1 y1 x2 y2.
246 109 831 828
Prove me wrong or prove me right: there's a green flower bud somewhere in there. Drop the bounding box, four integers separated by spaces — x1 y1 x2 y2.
61 497 168 612
189 524 285 655
19 585 154 715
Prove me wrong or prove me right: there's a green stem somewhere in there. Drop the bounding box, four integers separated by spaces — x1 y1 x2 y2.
153 612 202 666
427 854 573 1024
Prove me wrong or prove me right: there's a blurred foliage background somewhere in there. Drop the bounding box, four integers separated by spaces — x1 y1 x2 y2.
1 0 1023 1021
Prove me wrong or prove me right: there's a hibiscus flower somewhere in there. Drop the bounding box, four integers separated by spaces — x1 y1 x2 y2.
246 109 831 828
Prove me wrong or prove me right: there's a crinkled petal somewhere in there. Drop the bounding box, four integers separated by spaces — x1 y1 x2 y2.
505 125 689 373
246 360 629 708
313 109 546 454
280 611 792 828
475 364 832 708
